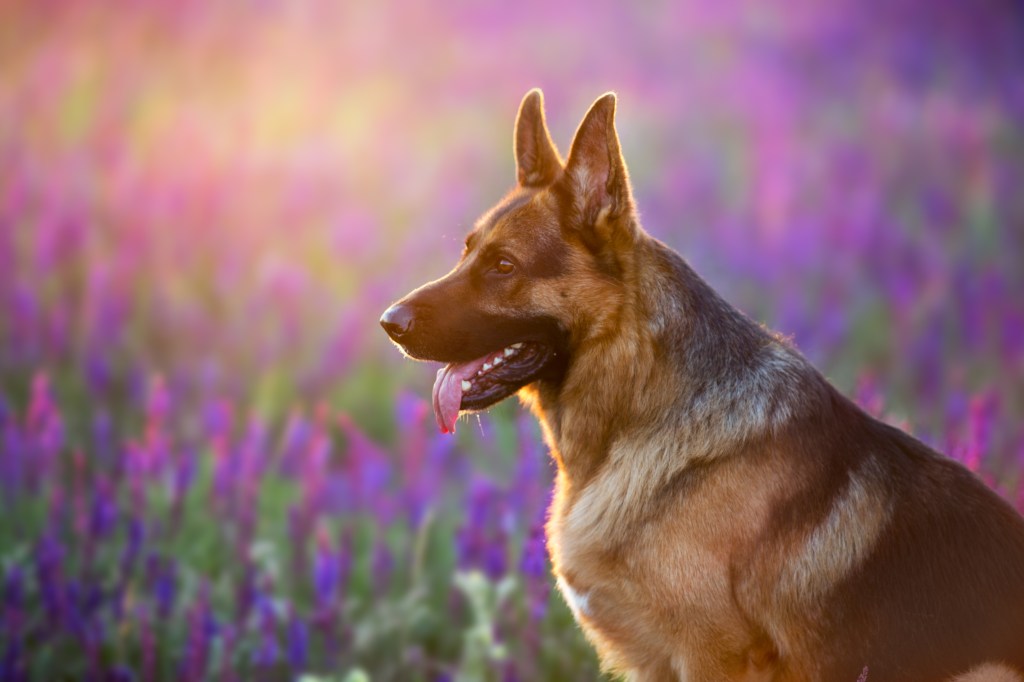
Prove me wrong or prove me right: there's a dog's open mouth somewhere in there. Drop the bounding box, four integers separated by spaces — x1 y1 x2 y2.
431 341 554 433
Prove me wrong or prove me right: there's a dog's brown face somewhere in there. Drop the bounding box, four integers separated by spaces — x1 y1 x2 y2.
381 89 636 432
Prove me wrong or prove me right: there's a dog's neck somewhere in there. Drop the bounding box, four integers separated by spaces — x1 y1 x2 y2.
525 232 826 493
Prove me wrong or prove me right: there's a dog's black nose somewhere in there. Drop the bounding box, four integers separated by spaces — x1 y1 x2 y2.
380 303 415 340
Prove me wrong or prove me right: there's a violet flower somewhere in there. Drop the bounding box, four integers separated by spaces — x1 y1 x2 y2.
287 609 309 672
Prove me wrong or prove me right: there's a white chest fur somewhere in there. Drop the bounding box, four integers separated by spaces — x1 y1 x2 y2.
556 574 592 620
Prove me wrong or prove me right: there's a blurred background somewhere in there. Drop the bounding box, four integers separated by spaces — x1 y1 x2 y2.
1 1 1022 680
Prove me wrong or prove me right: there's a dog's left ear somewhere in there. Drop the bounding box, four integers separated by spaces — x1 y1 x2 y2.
514 89 562 187
560 93 635 242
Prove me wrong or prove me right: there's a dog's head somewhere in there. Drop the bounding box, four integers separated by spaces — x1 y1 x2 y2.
381 89 639 432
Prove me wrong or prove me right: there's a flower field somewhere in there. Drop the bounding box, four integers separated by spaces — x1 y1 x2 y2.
1 2 1022 680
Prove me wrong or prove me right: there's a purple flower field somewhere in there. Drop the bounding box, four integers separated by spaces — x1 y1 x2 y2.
1 2 1022 680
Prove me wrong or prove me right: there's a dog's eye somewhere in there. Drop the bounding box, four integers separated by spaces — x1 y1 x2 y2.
492 257 515 275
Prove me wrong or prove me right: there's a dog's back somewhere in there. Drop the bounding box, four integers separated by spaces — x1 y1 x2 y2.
744 387 1024 679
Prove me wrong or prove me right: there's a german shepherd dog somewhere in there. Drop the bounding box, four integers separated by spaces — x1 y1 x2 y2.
380 90 1024 681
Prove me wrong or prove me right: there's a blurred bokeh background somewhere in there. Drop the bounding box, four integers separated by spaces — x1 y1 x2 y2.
1 1 1022 680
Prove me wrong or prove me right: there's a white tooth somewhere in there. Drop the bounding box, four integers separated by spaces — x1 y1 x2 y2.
511 342 523 349
483 362 492 371
493 356 503 366
504 347 515 357
461 380 471 391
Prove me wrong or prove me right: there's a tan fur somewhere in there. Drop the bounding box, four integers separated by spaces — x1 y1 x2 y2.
952 664 1024 682
782 459 892 602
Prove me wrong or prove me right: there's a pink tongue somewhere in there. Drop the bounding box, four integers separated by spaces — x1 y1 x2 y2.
431 357 487 434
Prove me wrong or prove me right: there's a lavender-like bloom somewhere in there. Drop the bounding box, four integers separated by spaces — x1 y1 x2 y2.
113 517 145 619
120 517 145 579
1 637 25 682
34 534 64 624
287 609 309 672
338 414 393 521
520 522 550 623
0 564 28 681
90 409 115 470
170 448 197 535
277 409 311 478
182 582 215 680
300 432 331 518
395 391 430 525
140 611 156 682
211 437 235 516
963 391 999 472
312 533 340 612
217 625 239 682
2 566 24 642
853 374 885 418
252 592 280 667
235 558 257 623
203 398 235 443
145 374 171 429
26 373 64 488
3 564 23 606
153 557 178 620
456 477 509 580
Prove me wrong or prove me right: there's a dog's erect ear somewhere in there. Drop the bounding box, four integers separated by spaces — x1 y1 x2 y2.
514 89 562 187
560 93 635 239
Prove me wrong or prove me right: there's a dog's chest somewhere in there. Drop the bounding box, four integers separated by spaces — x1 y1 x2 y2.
545 471 714 645
545 452 780 676
548 505 729 675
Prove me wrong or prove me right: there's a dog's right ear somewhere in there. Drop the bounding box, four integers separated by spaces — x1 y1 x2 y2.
514 89 562 188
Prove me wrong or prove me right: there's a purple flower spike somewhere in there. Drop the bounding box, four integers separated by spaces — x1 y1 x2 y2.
312 532 340 611
90 410 115 466
26 372 64 483
2 566 24 641
853 374 884 418
140 613 156 682
184 583 214 680
145 374 171 427
4 565 24 610
253 593 280 667
520 523 548 580
89 475 117 540
154 558 178 619
120 518 145 580
287 610 309 671
203 398 235 442
963 391 999 472
1 636 25 682
34 534 64 624
456 477 509 579
277 410 311 477
235 560 257 623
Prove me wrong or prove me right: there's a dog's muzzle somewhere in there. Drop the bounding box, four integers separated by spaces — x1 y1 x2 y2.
380 303 415 341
